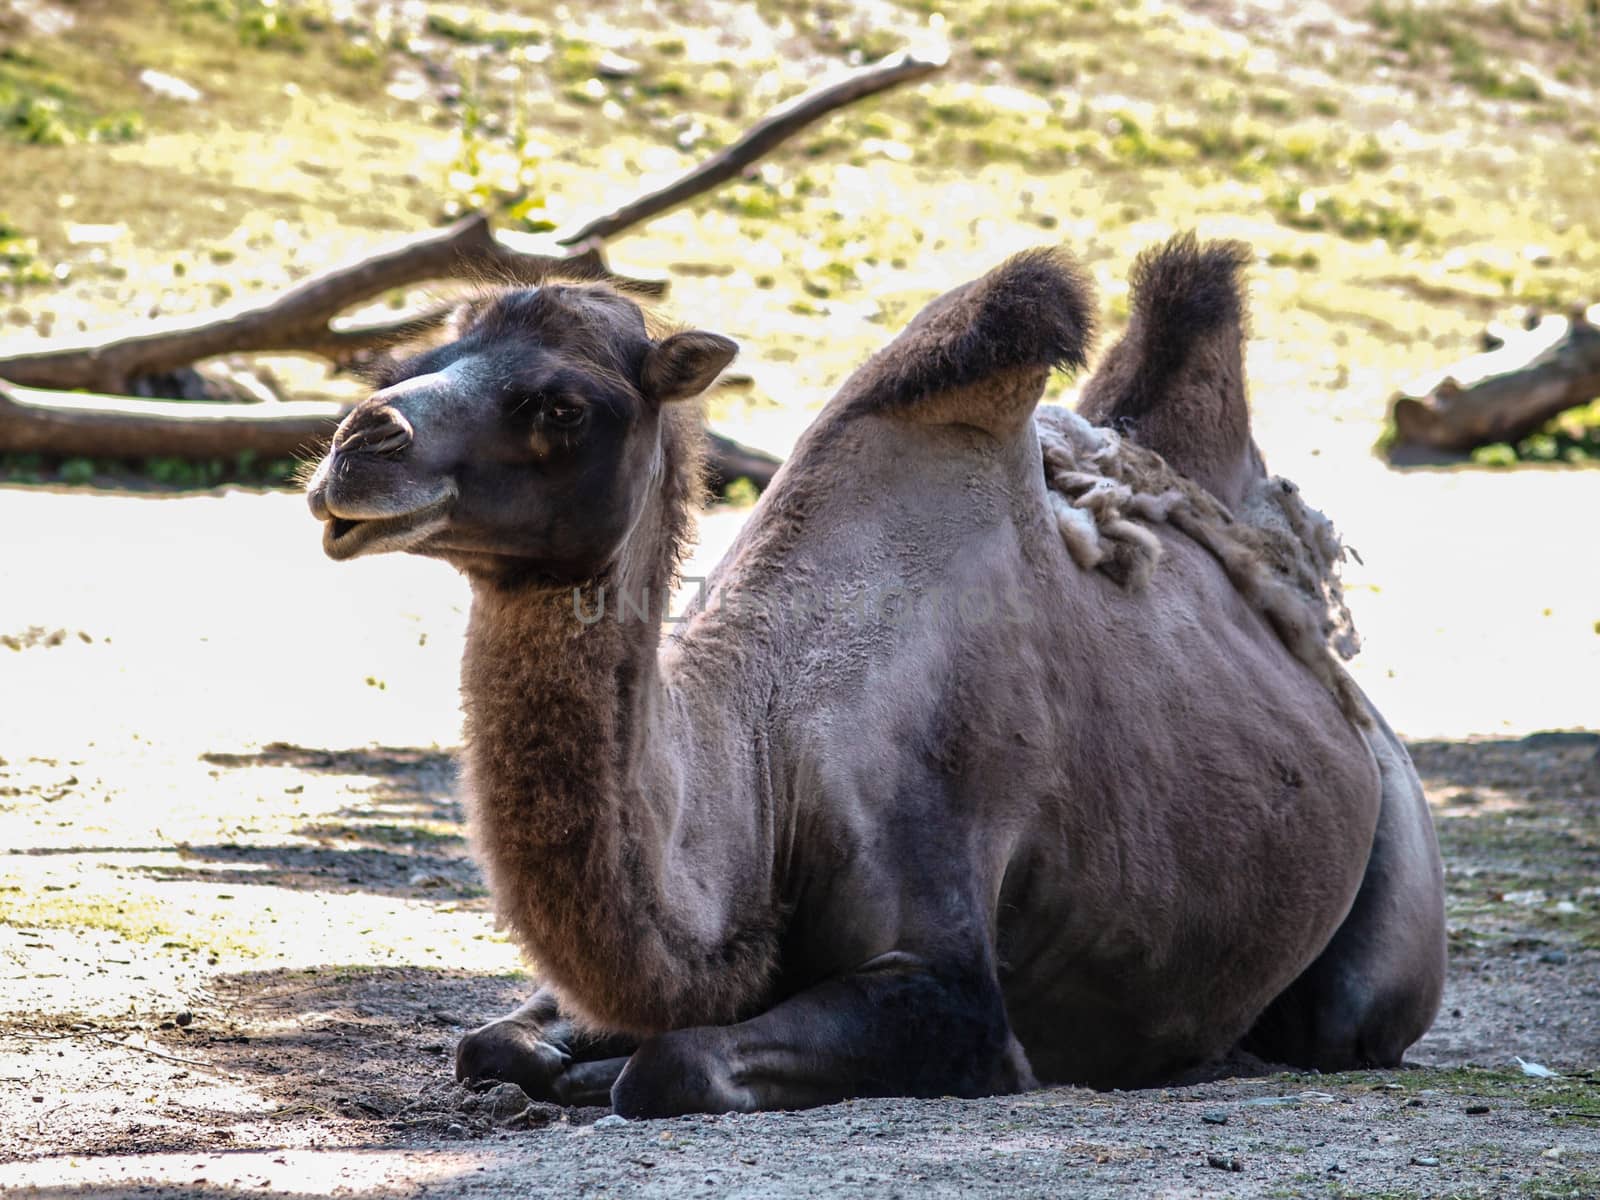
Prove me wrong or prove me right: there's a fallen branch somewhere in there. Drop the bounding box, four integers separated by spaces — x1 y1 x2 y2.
1389 305 1600 453
0 216 657 393
0 381 782 492
0 50 946 395
0 382 343 461
0 45 953 485
558 47 949 246
703 430 782 492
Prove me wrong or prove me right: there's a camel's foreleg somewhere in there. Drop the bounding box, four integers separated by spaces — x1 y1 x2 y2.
455 986 640 1103
608 951 1032 1118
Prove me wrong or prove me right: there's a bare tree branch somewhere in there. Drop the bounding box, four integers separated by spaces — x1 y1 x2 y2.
0 47 952 486
0 382 343 461
558 48 949 246
0 216 662 393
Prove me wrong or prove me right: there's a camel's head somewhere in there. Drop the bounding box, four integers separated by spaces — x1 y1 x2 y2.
305 284 736 581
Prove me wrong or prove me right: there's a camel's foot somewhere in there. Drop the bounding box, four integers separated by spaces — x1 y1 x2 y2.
455 1016 571 1101
456 989 641 1105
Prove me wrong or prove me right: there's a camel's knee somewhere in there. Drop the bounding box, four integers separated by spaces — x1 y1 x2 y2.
611 1029 750 1118
611 957 1028 1117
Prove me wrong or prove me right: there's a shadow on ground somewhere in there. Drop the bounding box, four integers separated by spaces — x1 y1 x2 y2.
137 743 485 901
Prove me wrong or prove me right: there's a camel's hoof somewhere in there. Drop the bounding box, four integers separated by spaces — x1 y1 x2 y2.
455 1019 571 1101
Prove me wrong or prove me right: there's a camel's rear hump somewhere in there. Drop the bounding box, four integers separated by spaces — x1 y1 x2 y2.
1077 235 1258 507
832 248 1096 438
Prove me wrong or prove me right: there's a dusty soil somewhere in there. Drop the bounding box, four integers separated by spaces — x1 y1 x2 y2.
2 0 1599 1195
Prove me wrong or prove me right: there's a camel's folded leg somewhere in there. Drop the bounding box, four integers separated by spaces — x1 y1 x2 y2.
609 951 1033 1118
455 986 640 1102
1241 705 1446 1069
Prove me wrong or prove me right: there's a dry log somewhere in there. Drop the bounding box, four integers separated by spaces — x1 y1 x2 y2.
0 381 782 492
558 48 948 246
702 430 782 493
0 381 342 461
0 216 658 393
1390 305 1600 452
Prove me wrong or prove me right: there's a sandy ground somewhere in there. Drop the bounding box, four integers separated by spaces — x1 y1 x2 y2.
0 436 1596 1198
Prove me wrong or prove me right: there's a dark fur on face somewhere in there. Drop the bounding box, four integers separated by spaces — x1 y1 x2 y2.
365 284 652 395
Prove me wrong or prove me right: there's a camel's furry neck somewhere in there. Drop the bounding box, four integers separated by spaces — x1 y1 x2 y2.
456 406 774 1033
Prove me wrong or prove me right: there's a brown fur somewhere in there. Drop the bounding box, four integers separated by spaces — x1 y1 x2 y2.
1077 234 1258 506
839 247 1095 436
457 397 770 1035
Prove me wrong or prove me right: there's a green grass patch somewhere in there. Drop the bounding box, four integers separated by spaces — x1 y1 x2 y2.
425 5 546 47
1308 1066 1600 1121
1368 1 1541 99
169 0 314 51
0 215 51 287
0 52 145 146
1469 399 1600 467
0 888 262 957
1272 187 1428 244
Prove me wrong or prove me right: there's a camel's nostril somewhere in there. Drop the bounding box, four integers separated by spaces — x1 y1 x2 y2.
335 406 414 457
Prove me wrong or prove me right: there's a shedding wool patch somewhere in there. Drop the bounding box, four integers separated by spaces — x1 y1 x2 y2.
1036 405 1365 724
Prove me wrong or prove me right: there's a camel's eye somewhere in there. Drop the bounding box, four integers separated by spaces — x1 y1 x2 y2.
544 399 585 429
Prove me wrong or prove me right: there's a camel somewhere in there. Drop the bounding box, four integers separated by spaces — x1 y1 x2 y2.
304 235 1446 1117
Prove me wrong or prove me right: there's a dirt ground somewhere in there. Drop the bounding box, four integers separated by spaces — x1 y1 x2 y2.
2 0 1600 1194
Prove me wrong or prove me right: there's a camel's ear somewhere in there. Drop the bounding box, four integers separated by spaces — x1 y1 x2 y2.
834 247 1096 438
1077 234 1259 507
642 331 738 403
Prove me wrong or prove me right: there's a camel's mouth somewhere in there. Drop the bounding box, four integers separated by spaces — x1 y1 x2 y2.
321 493 455 561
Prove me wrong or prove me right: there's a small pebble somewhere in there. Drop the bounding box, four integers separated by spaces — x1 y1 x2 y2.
1201 1111 1229 1126
595 52 641 79
1538 950 1568 965
1411 1155 1440 1167
594 1114 630 1130
175 1012 193 1027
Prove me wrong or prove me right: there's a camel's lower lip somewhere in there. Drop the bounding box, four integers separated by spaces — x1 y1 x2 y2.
321 495 453 561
